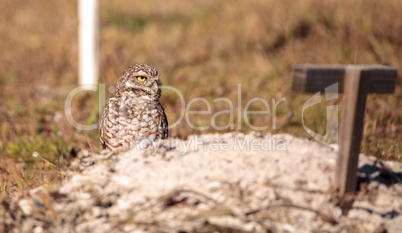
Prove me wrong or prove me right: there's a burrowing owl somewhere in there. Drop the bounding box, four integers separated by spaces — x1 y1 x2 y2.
100 64 168 151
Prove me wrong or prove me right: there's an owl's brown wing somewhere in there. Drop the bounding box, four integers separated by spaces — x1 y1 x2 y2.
157 103 168 139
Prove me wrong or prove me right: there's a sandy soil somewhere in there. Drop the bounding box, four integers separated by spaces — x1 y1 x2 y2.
2 133 401 232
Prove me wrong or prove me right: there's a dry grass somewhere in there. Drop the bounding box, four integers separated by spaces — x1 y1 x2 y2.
0 0 401 193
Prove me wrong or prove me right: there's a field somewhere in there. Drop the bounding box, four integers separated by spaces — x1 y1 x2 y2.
0 0 401 192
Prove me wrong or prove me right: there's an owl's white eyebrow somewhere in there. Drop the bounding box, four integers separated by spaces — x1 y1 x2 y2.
134 70 149 75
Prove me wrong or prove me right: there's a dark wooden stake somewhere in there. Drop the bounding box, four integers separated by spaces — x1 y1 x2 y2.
336 67 369 193
291 65 397 194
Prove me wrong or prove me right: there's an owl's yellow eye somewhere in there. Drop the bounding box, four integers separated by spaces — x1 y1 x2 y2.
137 76 147 81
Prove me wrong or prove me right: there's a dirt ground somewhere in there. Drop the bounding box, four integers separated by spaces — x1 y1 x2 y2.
1 133 401 232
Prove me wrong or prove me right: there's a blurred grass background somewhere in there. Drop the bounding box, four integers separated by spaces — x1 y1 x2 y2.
0 0 401 193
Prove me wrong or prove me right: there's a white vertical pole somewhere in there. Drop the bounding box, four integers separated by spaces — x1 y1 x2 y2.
79 0 99 86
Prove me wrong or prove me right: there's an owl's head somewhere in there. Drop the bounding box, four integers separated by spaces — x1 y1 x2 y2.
116 64 162 99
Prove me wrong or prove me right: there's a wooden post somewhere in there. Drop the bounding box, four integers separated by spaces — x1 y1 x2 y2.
79 0 99 86
291 65 397 194
336 67 369 193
